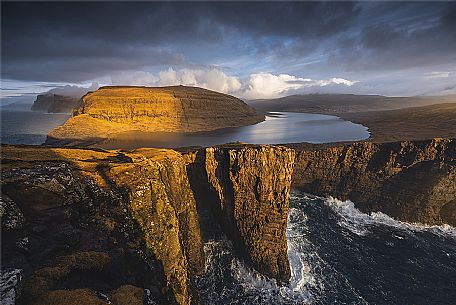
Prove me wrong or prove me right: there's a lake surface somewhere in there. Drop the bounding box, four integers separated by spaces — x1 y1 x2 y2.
199 191 456 305
99 112 370 149
0 110 369 147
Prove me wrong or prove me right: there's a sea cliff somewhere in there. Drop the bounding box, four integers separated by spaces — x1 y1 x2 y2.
290 138 456 226
185 145 295 284
2 138 455 305
1 144 293 305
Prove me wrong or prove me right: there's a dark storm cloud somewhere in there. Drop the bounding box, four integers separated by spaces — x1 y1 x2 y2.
1 1 455 85
1 1 359 82
328 2 456 71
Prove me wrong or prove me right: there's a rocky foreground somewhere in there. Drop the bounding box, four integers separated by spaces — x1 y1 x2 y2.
1 139 455 305
1 144 294 305
47 86 264 145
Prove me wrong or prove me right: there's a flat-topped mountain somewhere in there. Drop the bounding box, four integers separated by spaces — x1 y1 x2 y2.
47 86 264 145
31 94 81 113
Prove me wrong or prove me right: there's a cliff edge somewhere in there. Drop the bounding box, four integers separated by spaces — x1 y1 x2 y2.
186 145 295 284
1 144 293 304
1 146 205 305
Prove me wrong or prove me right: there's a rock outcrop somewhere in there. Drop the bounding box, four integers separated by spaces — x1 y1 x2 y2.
105 149 205 305
1 146 204 305
31 94 81 113
47 86 264 145
1 144 294 304
185 145 295 284
291 138 456 225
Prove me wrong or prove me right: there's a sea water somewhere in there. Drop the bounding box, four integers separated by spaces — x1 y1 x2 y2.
1 109 70 145
198 191 456 305
1 110 369 147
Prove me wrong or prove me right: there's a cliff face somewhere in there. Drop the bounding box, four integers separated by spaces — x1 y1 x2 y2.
186 145 295 284
1 146 204 305
291 138 456 225
1 144 294 304
105 149 205 305
31 94 80 113
47 86 264 144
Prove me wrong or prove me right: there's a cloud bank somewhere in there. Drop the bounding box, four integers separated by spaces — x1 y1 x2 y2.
111 68 357 99
243 73 358 99
111 68 242 95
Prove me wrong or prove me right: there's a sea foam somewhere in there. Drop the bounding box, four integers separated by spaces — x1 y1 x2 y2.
324 197 456 238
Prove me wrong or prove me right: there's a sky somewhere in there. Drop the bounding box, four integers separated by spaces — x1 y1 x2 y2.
1 1 456 100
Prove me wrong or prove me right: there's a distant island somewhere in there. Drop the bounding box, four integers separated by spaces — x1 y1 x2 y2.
31 94 81 113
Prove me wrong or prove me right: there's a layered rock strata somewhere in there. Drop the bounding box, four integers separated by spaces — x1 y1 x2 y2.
47 86 264 145
185 145 295 284
291 138 456 225
1 144 294 304
1 146 204 305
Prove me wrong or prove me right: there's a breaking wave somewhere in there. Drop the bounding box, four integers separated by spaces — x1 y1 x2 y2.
198 192 456 304
324 196 456 238
198 235 314 305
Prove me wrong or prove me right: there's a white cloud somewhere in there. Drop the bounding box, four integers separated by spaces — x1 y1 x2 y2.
242 72 358 99
242 73 311 99
111 68 241 94
424 71 450 79
111 69 358 99
315 77 358 86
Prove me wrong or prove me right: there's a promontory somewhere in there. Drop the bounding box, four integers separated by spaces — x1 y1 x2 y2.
47 86 264 145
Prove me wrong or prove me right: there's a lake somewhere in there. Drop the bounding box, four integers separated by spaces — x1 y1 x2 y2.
0 110 370 148
98 112 370 149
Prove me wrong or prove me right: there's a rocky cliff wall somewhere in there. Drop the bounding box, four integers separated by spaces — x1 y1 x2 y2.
1 147 204 305
1 144 294 304
104 150 205 305
185 145 295 284
291 138 456 225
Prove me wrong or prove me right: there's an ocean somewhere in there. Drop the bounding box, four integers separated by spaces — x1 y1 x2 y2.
1 109 70 145
198 191 456 305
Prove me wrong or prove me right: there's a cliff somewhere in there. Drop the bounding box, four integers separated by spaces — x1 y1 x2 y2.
3 138 453 305
1 144 293 304
47 86 264 145
186 145 295 284
291 138 456 225
1 146 204 305
31 94 81 113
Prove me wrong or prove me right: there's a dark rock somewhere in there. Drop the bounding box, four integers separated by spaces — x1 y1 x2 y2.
0 269 23 305
110 285 145 305
31 94 80 113
291 138 456 225
1 195 25 231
